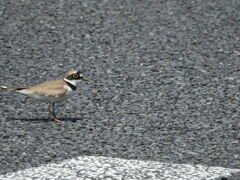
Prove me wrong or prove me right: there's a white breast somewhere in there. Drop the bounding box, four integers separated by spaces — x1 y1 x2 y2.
64 84 74 95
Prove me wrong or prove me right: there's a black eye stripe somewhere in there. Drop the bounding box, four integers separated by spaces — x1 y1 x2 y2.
66 72 83 80
72 73 79 78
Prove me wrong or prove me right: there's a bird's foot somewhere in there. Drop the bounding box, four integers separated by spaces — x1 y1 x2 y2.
53 118 64 123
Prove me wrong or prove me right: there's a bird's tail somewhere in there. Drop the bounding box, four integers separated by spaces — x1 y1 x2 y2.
1 86 27 91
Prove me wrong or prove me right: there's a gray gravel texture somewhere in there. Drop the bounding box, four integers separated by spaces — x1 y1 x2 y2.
0 156 239 180
0 0 240 178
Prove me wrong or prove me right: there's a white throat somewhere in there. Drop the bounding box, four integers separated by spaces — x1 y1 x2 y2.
64 78 79 86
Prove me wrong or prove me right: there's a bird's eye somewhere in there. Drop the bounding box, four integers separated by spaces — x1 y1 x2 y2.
72 73 79 79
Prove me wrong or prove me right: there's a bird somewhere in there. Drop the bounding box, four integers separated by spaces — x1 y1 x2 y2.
0 70 89 122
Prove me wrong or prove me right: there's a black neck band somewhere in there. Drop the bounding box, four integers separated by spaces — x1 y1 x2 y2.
65 81 77 91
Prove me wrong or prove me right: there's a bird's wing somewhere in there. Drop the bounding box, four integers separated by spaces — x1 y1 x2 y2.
27 79 68 97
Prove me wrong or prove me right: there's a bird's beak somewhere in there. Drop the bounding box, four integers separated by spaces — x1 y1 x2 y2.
82 77 90 81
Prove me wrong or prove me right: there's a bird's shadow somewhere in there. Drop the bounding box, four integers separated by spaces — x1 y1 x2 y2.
6 117 81 122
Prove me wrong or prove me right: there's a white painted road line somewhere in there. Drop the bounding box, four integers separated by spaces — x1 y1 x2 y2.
0 156 239 180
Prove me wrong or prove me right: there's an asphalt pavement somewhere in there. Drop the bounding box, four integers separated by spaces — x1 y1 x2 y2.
0 0 240 179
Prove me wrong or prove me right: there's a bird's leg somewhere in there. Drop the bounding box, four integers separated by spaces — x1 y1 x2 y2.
48 103 63 122
22 96 28 103
48 102 56 118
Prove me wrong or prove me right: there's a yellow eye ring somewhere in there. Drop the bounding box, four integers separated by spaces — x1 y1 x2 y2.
73 73 79 78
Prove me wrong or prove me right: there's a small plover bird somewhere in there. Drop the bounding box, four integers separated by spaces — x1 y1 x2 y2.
1 70 89 122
